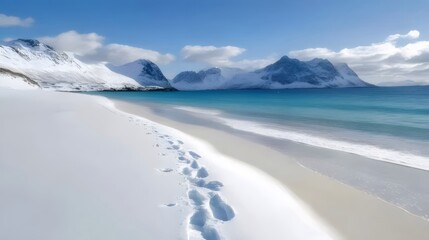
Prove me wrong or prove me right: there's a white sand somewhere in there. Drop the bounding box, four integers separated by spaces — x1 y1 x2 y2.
0 89 334 240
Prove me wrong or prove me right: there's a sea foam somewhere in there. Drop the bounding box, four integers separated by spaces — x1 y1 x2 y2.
175 106 429 171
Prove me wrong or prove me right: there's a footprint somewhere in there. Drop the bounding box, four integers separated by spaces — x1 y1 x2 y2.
188 189 205 206
162 203 177 207
188 151 201 160
201 227 221 240
197 167 209 178
178 149 185 154
172 145 180 150
178 140 184 144
189 207 209 227
182 167 191 175
205 181 223 191
157 168 173 173
189 178 206 187
189 209 221 240
209 194 235 221
190 160 199 169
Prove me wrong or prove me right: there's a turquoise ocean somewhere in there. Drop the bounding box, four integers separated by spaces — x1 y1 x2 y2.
96 86 429 218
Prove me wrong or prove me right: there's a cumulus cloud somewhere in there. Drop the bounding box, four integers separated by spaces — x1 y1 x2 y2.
39 31 103 55
182 45 245 63
385 30 420 42
38 31 174 65
182 45 274 69
289 30 429 84
0 13 34 27
87 44 175 65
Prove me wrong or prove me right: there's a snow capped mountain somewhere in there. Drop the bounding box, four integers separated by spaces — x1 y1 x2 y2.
172 68 227 90
108 59 173 89
0 39 145 91
0 40 370 91
172 56 371 90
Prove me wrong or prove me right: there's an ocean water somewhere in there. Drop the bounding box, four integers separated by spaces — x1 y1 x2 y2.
96 86 429 219
97 86 429 170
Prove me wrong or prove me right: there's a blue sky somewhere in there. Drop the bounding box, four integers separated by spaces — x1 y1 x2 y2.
1 0 429 82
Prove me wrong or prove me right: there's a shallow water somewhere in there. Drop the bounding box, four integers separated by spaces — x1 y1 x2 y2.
96 87 429 166
95 86 429 219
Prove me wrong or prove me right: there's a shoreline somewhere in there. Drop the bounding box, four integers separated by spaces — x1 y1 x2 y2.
161 104 429 221
1 89 333 239
111 97 429 240
100 96 335 239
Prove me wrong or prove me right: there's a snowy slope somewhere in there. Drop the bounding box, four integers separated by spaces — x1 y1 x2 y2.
108 59 173 89
171 56 371 90
0 39 145 91
0 68 39 90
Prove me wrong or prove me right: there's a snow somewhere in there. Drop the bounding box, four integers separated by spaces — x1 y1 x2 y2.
108 59 172 88
0 72 39 90
0 39 369 91
0 90 189 240
0 87 335 239
101 98 335 240
172 57 370 90
172 68 228 91
0 39 144 91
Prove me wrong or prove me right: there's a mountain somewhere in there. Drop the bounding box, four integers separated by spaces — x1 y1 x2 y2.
0 39 146 91
0 41 370 91
377 80 429 87
108 59 173 89
171 56 371 90
0 67 40 90
172 68 227 90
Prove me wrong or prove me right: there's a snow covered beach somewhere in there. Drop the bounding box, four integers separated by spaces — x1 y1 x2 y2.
112 97 429 240
0 89 335 240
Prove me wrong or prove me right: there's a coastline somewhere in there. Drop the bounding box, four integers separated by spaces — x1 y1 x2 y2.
0 89 333 239
100 95 335 239
112 98 429 240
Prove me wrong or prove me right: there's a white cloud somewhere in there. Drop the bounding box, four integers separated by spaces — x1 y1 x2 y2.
2 37 14 42
88 44 175 65
39 31 103 55
289 30 429 84
386 30 420 42
38 31 175 65
182 45 245 63
181 45 274 69
0 13 34 27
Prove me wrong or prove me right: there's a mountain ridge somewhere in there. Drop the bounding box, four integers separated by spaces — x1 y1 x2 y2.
0 38 371 91
0 39 148 91
171 56 371 90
